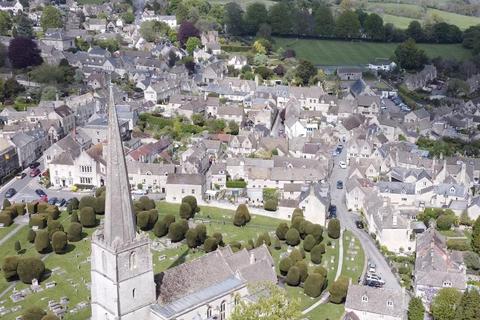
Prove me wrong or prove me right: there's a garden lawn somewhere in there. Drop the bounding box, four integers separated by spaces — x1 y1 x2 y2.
0 223 18 241
341 230 365 284
305 302 345 320
273 37 472 65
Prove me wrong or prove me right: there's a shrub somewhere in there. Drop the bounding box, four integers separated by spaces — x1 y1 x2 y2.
304 273 325 298
447 239 470 251
37 202 48 213
69 197 79 210
212 232 223 246
47 220 63 239
273 237 281 250
14 203 26 216
79 196 96 209
30 214 47 229
329 276 349 304
70 212 79 223
0 213 12 226
153 220 168 237
255 232 271 247
318 243 326 254
51 231 67 253
168 220 188 242
41 313 60 320
279 256 292 276
311 244 324 264
286 266 300 286
437 214 456 231
27 202 38 214
204 237 218 252
22 306 46 320
3 198 11 209
95 186 106 198
186 229 198 248
226 179 247 188
314 266 328 279
291 216 304 231
295 260 309 282
291 208 303 222
299 220 313 239
67 222 83 242
327 219 341 239
233 204 251 226
276 222 289 240
2 256 19 280
179 202 193 220
79 207 96 227
27 229 36 243
3 207 16 219
289 248 303 263
34 230 50 253
285 228 301 246
94 196 105 214
264 199 278 211
139 196 156 210
17 257 45 284
464 251 480 270
303 234 316 252
163 214 176 228
195 224 207 244
182 195 199 213
136 211 151 230
310 224 323 242
148 209 158 226
45 206 60 220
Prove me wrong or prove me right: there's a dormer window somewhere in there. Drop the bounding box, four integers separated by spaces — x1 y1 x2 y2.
443 281 452 287
387 300 393 307
449 187 455 194
362 295 368 302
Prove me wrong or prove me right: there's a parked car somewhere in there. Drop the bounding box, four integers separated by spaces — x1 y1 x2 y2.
339 161 347 169
29 168 40 177
355 220 364 229
5 188 16 198
29 162 40 169
329 205 337 218
336 180 343 189
35 189 46 197
368 262 376 274
48 197 58 205
58 199 66 207
16 172 26 179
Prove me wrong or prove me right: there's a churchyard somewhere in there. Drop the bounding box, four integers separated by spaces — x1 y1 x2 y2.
0 199 365 320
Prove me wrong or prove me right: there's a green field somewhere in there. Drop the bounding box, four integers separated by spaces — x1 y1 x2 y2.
366 2 480 30
273 37 472 65
208 0 275 8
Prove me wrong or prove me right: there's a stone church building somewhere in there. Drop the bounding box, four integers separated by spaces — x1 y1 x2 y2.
90 83 277 320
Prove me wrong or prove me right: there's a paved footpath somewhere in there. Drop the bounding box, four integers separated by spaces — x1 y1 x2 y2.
302 229 344 315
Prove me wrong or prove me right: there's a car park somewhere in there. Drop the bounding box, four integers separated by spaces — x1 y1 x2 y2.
336 180 343 189
5 188 16 198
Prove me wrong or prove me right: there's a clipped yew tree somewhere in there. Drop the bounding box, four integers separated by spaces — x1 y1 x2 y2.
285 228 301 246
168 220 188 242
34 230 50 253
327 218 341 239
329 276 349 304
204 237 218 252
310 244 324 264
182 195 199 213
303 234 316 252
295 260 309 283
279 256 293 276
233 204 251 226
67 222 83 242
51 231 68 253
304 273 325 298
286 266 301 286
22 306 46 320
2 256 19 280
186 229 198 248
17 257 45 284
276 222 289 240
179 202 193 220
79 207 96 227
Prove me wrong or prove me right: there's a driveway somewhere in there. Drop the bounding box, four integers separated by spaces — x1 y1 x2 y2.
329 147 401 290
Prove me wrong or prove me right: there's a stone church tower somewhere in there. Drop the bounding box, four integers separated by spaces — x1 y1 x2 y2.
90 81 156 320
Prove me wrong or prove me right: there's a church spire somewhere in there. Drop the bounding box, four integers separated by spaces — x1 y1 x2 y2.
103 76 137 246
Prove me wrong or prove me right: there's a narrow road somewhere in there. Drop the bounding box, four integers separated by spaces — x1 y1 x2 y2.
330 148 401 290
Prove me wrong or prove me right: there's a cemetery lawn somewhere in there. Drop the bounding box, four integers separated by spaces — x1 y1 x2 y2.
0 212 93 320
306 302 345 320
0 224 17 240
341 230 365 283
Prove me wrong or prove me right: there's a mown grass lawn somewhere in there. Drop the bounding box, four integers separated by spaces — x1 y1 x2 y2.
341 230 365 284
0 223 17 241
273 37 472 65
306 302 345 320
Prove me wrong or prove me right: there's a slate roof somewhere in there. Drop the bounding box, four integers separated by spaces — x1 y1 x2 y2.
166 173 204 185
345 285 406 319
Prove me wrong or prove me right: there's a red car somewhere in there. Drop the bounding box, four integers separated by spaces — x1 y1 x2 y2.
29 168 40 177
